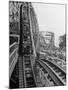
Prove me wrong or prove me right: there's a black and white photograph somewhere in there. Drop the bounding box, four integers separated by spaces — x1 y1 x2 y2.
9 1 66 89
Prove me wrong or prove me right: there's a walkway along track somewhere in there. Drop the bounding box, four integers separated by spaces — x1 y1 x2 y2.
36 59 66 86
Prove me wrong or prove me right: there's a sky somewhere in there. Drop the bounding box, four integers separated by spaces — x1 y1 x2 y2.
32 3 65 47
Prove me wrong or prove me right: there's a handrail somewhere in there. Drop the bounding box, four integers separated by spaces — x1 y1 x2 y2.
9 34 20 45
9 42 18 54
9 47 18 78
9 48 18 60
9 42 17 48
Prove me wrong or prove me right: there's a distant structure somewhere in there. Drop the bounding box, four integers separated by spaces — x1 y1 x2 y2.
59 34 66 51
38 31 55 50
59 34 66 57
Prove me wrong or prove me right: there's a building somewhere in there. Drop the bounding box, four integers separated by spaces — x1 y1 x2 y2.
38 31 55 50
59 34 66 51
59 34 66 58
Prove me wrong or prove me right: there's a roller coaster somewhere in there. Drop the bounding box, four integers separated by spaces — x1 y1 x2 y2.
9 2 66 89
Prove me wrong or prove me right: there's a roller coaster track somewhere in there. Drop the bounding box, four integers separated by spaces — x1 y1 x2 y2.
18 3 37 88
36 59 66 86
23 55 36 88
18 55 36 88
39 51 66 70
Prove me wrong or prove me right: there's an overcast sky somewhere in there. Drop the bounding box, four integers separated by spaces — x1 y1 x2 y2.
32 3 65 47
